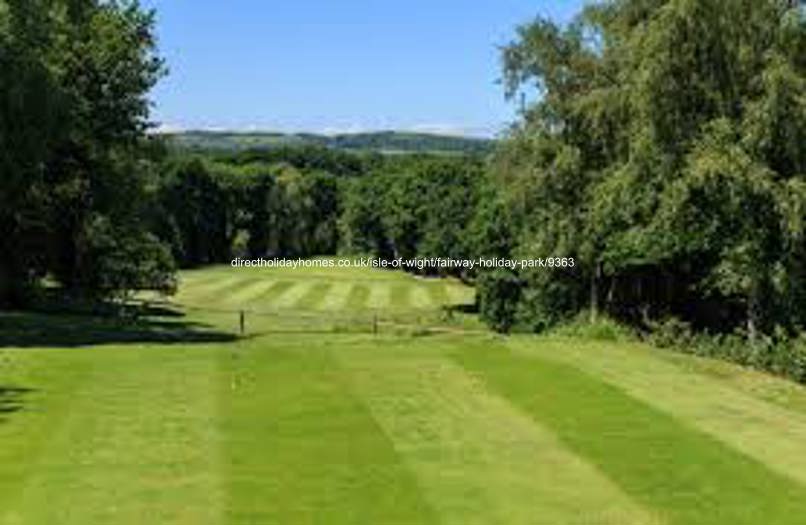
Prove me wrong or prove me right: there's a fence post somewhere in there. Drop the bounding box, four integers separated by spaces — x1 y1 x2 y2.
373 312 378 335
239 309 245 336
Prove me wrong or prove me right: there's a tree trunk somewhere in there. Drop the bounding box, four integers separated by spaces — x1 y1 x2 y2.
590 262 601 323
747 287 760 343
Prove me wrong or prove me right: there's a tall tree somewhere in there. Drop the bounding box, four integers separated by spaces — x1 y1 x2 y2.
487 0 806 335
0 0 174 304
0 0 63 303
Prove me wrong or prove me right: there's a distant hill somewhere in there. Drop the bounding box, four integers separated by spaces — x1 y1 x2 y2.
161 130 495 155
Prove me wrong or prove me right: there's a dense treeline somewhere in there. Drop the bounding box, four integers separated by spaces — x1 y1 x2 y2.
151 153 343 266
339 156 483 269
473 0 806 343
223 146 367 177
151 150 484 272
0 0 174 305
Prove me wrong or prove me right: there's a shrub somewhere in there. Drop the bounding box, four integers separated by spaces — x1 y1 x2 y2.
646 317 694 349
552 311 635 341
646 316 806 386
82 216 177 300
477 269 522 333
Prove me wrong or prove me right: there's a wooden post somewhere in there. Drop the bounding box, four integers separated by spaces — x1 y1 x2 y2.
373 312 378 335
239 309 245 336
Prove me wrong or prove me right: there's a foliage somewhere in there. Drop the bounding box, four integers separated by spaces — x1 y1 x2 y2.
648 316 806 385
550 311 635 342
465 186 514 263
79 216 176 299
156 159 234 265
484 0 806 338
0 0 171 303
338 173 391 257
226 145 368 177
338 155 483 274
477 269 522 333
153 154 346 266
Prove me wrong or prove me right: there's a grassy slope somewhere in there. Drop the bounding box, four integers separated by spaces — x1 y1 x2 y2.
3 265 806 523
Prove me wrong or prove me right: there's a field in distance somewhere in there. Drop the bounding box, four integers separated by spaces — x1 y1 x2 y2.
3 265 806 523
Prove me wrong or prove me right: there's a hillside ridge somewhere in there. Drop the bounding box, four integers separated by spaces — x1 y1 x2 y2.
161 129 495 154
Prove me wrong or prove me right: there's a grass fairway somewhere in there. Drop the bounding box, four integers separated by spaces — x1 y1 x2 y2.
3 265 806 523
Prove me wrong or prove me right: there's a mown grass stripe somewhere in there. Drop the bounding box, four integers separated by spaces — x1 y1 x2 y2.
319 282 354 311
293 282 333 310
0 351 95 523
366 282 391 310
346 284 370 310
220 342 438 524
179 274 238 297
389 284 412 310
216 278 271 306
444 282 474 307
409 283 435 309
223 279 278 306
5 347 222 524
271 281 317 308
511 337 806 487
251 281 295 308
182 275 250 304
455 343 806 525
337 347 658 525
425 282 449 307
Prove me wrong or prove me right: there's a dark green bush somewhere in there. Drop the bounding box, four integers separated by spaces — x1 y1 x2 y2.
647 316 806 385
82 216 177 299
551 311 635 342
646 317 695 349
477 269 522 334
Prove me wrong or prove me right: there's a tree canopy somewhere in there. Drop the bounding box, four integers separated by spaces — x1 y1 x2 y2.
0 0 173 304
480 0 806 337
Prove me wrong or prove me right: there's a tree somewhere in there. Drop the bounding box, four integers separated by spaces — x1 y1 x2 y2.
478 270 522 333
491 0 806 335
46 0 166 293
80 215 176 300
244 173 275 258
338 155 483 274
160 159 233 266
0 0 172 303
0 0 63 304
339 174 392 258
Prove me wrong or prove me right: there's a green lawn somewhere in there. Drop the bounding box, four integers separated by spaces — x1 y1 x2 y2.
3 264 806 523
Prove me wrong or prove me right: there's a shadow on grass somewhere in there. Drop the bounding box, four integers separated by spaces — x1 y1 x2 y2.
0 311 237 348
445 303 478 315
0 386 34 422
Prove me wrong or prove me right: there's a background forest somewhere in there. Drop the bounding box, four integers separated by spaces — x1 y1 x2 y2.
3 0 806 382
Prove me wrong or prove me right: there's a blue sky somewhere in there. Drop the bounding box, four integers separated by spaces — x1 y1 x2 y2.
145 1 585 137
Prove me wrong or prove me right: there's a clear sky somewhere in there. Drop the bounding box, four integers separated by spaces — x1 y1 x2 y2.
144 1 585 137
